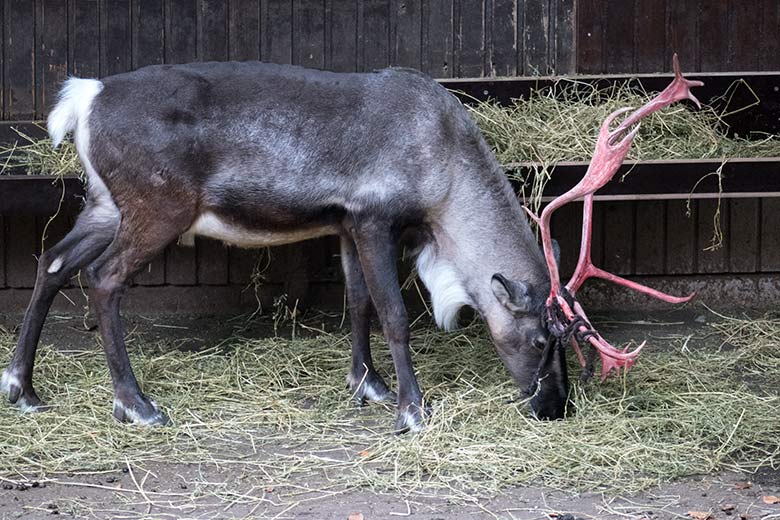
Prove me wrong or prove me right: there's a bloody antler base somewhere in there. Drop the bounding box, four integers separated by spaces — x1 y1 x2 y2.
527 55 701 383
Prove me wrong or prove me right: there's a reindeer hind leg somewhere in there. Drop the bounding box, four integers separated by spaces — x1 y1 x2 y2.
1 202 118 411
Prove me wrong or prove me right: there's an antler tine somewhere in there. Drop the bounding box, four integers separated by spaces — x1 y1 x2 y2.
536 56 702 382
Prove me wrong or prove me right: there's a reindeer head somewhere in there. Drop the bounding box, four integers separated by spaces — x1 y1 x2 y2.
522 55 701 409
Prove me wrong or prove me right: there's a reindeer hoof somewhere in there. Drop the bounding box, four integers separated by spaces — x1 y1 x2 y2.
1 369 48 413
113 395 169 426
347 370 396 405
394 402 430 434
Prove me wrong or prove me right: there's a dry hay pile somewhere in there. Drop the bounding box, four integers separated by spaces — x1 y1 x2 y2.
0 312 778 501
2 79 778 186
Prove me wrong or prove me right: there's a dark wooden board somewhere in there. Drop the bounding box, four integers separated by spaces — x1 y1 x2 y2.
70 0 101 78
634 200 665 275
4 1 36 118
294 0 325 68
165 242 198 286
229 0 261 61
393 0 422 69
601 201 634 276
165 0 199 64
698 0 728 72
5 216 38 288
522 0 550 75
199 0 228 61
489 0 516 77
327 0 358 72
102 0 132 76
603 0 633 73
760 198 780 272
197 237 229 285
696 199 729 273
360 0 391 71
575 0 603 74
456 0 484 77
133 0 165 68
262 0 293 64
633 0 665 73
728 198 759 273
422 0 454 78
665 199 696 275
38 1 68 116
553 0 575 74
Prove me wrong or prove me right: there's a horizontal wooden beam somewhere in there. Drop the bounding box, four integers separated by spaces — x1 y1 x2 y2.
2 157 779 215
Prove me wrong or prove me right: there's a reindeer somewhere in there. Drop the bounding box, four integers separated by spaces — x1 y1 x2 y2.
0 59 699 432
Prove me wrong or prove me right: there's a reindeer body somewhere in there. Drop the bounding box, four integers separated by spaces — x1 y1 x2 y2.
1 62 566 431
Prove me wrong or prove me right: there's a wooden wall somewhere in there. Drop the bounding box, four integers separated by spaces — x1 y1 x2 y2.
577 0 780 74
1 0 575 120
566 0 780 289
0 0 778 311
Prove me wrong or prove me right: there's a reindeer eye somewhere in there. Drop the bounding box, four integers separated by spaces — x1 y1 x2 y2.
532 336 547 351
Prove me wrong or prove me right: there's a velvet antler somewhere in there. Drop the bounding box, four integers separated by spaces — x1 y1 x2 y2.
526 54 702 380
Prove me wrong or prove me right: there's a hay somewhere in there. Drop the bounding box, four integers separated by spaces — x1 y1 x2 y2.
0 125 83 179
466 79 780 166
1 313 778 500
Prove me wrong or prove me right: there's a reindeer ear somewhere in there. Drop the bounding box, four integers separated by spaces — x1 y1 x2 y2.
491 273 532 313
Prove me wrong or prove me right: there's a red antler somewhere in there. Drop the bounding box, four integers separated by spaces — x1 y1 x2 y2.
527 54 702 380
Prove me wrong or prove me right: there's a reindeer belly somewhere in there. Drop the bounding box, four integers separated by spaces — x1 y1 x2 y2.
182 211 339 248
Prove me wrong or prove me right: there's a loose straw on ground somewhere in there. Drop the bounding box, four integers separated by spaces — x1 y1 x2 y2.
1 312 778 500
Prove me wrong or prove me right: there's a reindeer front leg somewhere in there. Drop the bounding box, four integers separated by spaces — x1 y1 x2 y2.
349 220 426 433
339 235 396 405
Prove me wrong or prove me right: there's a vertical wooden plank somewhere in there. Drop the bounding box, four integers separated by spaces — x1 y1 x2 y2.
393 0 422 69
5 216 38 288
760 199 780 271
591 202 605 267
698 0 728 72
70 0 100 77
229 247 260 285
488 0 516 77
576 0 603 73
38 0 68 116
665 200 696 275
696 199 729 273
728 0 760 71
102 0 132 76
294 0 325 68
0 217 5 288
759 0 780 70
165 244 198 285
603 0 633 73
601 201 634 276
228 0 261 61
199 0 228 61
553 0 575 74
4 1 36 118
197 238 229 285
422 0 454 78
634 200 665 275
728 199 759 273
550 201 582 278
133 254 166 286
523 0 550 75
262 0 293 64
133 0 164 68
361 0 391 71
166 0 198 64
328 0 358 71
666 0 699 72
457 0 485 77
633 0 665 73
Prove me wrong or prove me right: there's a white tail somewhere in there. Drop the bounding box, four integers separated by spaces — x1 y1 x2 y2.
47 77 103 148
